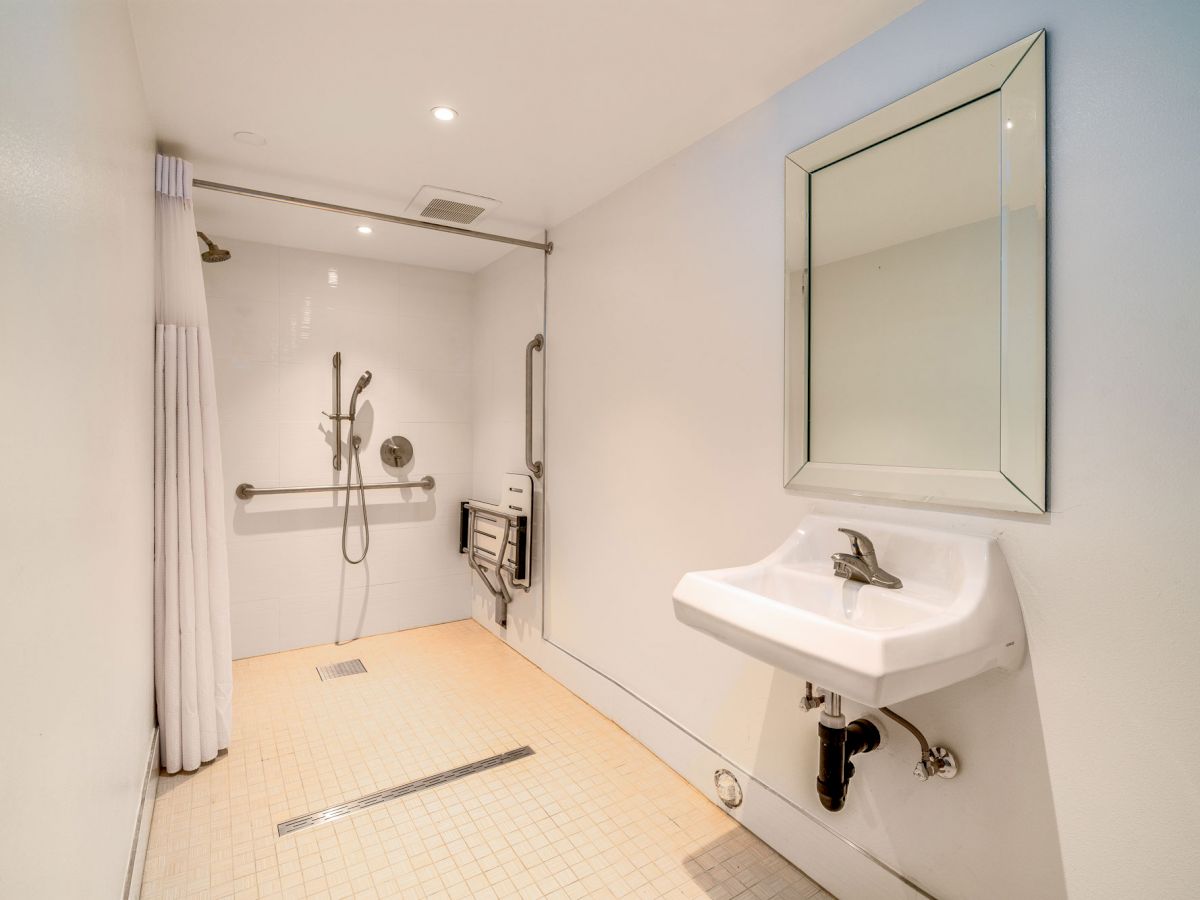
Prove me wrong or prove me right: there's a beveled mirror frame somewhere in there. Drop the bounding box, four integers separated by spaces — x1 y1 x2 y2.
785 31 1046 514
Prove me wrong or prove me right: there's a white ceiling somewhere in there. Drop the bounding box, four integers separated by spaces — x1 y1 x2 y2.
129 0 917 272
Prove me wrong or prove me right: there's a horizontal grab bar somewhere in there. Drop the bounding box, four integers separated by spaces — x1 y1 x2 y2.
235 476 435 500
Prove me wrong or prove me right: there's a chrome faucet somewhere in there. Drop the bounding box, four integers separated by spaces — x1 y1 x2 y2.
831 528 903 589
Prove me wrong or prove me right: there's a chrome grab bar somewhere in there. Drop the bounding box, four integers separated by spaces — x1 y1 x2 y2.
525 333 543 478
235 476 435 500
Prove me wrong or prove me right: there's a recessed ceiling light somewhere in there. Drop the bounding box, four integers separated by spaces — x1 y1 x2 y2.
356 224 373 235
233 130 267 146
431 106 458 122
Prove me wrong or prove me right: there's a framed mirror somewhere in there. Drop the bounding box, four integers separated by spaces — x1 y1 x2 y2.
785 31 1046 513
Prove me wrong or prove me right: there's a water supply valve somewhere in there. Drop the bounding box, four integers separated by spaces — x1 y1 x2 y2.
799 682 826 712
913 746 959 781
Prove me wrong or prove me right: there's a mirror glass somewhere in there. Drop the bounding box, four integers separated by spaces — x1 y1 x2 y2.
809 94 1000 470
785 32 1045 512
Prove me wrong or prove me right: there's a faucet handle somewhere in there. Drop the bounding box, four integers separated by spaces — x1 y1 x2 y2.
837 528 878 566
831 553 874 584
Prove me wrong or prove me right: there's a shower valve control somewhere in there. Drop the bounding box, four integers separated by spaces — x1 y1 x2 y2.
380 435 414 468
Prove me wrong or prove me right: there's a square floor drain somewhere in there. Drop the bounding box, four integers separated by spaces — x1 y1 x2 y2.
316 659 367 681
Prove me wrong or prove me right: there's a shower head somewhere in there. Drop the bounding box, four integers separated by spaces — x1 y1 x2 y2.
348 370 372 418
197 232 231 263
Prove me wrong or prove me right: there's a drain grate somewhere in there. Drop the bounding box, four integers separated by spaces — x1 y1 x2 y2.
316 659 367 681
276 746 535 836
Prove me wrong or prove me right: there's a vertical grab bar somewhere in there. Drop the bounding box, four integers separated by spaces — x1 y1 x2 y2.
525 334 544 478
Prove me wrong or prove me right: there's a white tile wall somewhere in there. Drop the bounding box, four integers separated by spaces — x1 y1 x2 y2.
204 238 474 658
469 249 546 630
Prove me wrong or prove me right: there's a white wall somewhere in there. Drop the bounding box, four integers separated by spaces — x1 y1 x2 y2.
0 0 156 896
203 238 474 657
476 2 1200 898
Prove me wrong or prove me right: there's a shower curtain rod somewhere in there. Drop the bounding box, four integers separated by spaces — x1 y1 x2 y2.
192 179 553 253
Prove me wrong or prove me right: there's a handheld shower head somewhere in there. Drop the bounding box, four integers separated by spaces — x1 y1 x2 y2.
197 232 231 263
348 370 372 418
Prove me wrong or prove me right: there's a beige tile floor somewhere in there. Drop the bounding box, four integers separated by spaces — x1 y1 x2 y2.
140 620 831 900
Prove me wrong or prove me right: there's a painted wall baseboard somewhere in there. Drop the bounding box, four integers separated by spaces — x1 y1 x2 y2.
124 728 159 900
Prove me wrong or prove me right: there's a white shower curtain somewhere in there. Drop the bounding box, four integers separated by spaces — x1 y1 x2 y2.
153 155 233 774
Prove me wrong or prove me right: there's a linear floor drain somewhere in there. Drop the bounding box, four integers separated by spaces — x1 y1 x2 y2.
276 746 535 837
316 659 367 681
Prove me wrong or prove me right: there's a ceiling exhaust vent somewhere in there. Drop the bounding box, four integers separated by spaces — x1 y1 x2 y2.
405 185 500 226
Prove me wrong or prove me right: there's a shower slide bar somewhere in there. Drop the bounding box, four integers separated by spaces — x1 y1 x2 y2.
235 476 434 500
193 179 553 253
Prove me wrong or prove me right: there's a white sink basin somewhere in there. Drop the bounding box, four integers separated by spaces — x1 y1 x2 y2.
672 515 1026 706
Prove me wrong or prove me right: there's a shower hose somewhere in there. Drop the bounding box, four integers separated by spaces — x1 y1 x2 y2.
341 420 369 564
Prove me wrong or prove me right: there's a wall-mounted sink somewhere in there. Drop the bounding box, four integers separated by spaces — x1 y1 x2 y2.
672 515 1026 706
